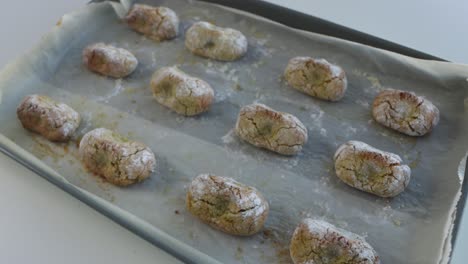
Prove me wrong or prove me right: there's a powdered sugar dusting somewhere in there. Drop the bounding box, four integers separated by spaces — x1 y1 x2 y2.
17 95 81 141
185 21 247 61
83 43 138 78
310 108 325 129
189 174 267 218
151 66 214 116
356 99 370 108
293 219 379 263
96 79 124 102
79 128 156 185
353 69 384 95
221 129 236 144
320 128 327 137
372 89 439 136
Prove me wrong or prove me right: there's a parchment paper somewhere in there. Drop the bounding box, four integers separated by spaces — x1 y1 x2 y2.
0 0 467 263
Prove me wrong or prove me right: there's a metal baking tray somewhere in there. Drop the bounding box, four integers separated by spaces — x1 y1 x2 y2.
0 0 466 263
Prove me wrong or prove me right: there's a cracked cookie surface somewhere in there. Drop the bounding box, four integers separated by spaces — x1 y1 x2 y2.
79 128 156 186
151 66 214 116
372 89 439 136
334 141 410 198
185 21 247 61
284 57 347 101
17 94 81 142
235 103 308 155
125 4 179 42
186 174 269 236
290 219 380 264
83 43 138 78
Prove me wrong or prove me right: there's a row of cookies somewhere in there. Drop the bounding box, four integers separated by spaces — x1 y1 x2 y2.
15 93 411 198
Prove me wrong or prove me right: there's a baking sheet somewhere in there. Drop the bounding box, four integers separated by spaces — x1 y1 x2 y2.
0 0 467 263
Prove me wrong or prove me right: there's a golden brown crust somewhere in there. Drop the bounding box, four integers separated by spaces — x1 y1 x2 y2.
82 43 138 78
186 174 269 236
290 219 380 264
150 66 214 116
284 57 347 101
235 103 308 155
185 21 248 61
334 141 411 197
372 89 439 136
125 4 179 42
17 95 80 142
79 128 156 186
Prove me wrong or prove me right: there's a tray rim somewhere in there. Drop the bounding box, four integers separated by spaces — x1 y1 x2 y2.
200 0 447 62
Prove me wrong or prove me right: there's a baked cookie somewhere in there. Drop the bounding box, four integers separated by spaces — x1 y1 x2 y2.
334 140 411 197
235 103 308 155
290 219 380 264
372 89 439 136
79 128 156 186
186 174 269 236
17 94 80 142
185 21 247 61
151 66 214 116
83 43 138 78
125 4 179 41
284 57 347 101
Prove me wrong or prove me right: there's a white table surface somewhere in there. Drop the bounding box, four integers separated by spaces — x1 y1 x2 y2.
0 1 466 263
